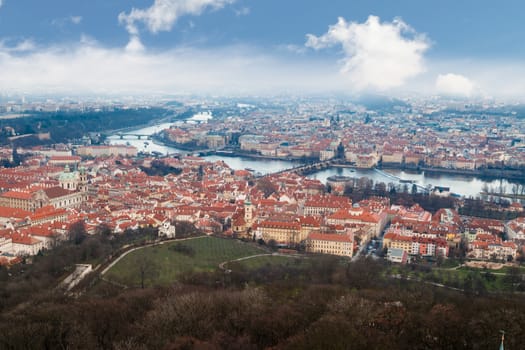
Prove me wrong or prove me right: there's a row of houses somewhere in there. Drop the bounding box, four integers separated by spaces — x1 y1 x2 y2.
383 207 524 263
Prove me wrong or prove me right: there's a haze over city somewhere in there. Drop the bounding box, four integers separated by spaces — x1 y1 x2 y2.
0 0 524 98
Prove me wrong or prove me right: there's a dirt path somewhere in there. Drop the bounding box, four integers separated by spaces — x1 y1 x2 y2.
218 253 306 273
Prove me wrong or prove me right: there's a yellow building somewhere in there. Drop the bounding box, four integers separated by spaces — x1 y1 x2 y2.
257 221 303 245
306 233 353 257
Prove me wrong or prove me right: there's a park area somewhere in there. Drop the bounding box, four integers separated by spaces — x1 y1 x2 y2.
104 236 267 287
227 255 310 270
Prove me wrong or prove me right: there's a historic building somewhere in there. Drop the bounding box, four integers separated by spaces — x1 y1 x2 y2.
0 166 88 212
306 233 353 257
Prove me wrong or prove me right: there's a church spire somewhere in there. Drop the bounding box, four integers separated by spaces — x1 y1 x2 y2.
244 194 254 223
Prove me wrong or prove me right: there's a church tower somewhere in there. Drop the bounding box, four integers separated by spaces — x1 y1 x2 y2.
244 196 254 224
78 166 88 192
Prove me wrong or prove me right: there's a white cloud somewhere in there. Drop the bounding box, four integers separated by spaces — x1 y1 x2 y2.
0 39 344 95
1 38 524 100
278 44 307 55
70 16 82 25
52 15 83 27
0 39 35 53
306 15 430 91
119 0 236 36
79 34 98 46
234 7 250 17
125 36 145 53
435 73 475 97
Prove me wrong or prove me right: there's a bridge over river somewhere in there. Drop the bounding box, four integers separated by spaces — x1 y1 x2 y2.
269 160 335 176
115 133 152 140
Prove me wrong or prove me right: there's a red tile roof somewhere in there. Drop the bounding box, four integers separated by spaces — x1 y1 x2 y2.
11 233 41 245
44 187 73 199
1 190 32 200
0 206 31 218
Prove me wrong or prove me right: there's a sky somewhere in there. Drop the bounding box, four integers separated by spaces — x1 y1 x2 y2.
0 0 524 99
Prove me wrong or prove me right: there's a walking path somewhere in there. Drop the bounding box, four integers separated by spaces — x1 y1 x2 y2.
390 274 464 292
219 252 306 273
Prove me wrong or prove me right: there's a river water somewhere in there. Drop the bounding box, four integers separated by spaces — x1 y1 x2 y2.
307 167 519 198
107 125 303 173
109 124 522 198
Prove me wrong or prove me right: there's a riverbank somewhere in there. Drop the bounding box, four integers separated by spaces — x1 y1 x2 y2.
150 131 525 183
421 166 525 182
378 164 525 182
480 192 525 200
210 150 313 162
111 125 523 198
104 122 160 136
151 134 315 162
151 134 203 152
103 108 194 136
151 135 525 184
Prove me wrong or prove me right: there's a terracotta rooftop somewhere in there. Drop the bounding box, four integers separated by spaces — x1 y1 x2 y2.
44 187 74 199
0 206 31 218
1 191 32 200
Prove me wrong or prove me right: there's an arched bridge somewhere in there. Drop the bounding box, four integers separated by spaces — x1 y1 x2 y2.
271 160 334 176
116 133 152 140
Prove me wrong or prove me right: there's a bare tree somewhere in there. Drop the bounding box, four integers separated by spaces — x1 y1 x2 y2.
256 177 278 198
68 221 87 245
137 255 160 289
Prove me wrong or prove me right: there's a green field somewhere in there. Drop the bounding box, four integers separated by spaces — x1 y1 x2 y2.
104 236 266 287
228 255 310 271
387 264 520 292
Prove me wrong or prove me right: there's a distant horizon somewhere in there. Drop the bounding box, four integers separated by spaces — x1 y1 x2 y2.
1 91 525 107
1 1 524 100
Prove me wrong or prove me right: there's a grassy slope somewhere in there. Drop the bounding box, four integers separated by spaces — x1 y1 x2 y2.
105 236 265 287
229 255 310 270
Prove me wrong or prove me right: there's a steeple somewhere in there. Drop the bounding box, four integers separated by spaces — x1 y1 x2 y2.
244 194 254 223
78 166 88 192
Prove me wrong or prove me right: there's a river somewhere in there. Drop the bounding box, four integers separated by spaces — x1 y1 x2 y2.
108 123 523 198
307 167 520 198
108 129 303 175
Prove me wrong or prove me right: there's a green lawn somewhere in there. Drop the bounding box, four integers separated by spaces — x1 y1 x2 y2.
438 258 462 269
229 255 310 271
432 268 509 292
391 265 513 292
105 236 266 287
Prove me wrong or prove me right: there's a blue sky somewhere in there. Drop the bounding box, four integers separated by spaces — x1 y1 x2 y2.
0 0 524 98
